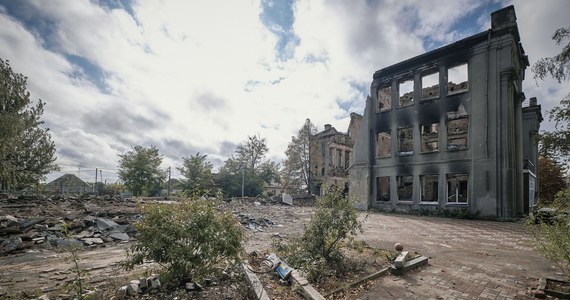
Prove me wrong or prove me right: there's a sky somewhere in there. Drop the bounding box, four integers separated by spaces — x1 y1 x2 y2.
0 0 569 184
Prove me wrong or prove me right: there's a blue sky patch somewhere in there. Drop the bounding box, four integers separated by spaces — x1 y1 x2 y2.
260 0 298 60
64 54 110 93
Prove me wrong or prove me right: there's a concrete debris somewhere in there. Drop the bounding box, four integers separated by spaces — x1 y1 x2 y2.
282 193 293 206
1 236 24 254
235 213 276 232
118 276 161 297
0 195 140 256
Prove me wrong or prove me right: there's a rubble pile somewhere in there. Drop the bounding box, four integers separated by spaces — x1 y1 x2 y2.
0 194 140 256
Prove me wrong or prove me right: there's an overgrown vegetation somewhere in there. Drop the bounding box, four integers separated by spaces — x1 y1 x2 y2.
272 186 363 283
122 198 244 288
529 188 570 281
61 225 91 299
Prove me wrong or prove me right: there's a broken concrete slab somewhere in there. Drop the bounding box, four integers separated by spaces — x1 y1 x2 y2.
393 251 409 268
1 236 24 254
282 193 293 206
242 263 270 300
95 218 120 231
108 232 129 241
391 256 429 275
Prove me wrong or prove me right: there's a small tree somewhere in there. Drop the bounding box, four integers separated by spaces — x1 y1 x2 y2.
273 186 363 282
282 119 320 194
529 188 570 281
0 58 59 189
118 145 165 196
178 152 213 196
538 155 567 204
122 199 244 286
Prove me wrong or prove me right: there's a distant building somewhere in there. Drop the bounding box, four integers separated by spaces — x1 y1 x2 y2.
311 113 362 195
349 6 542 220
264 181 285 197
45 174 92 194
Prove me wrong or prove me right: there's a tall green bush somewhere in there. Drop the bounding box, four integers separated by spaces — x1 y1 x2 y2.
273 186 363 282
122 199 244 286
529 188 570 280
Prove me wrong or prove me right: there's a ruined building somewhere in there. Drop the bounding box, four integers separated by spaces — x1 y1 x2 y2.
311 113 362 195
349 6 542 220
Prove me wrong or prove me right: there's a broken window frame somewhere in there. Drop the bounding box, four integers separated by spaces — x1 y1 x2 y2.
447 63 469 95
398 79 414 107
420 175 439 203
397 127 414 155
446 174 468 204
376 130 391 158
421 71 440 101
344 150 350 169
420 123 439 153
376 176 390 202
397 175 413 202
446 116 469 151
377 86 392 112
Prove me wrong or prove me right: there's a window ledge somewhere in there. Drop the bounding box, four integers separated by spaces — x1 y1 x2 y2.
420 202 438 205
397 200 414 204
445 203 469 206
447 89 468 96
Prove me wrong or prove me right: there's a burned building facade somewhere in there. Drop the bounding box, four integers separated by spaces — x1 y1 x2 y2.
349 6 542 220
311 113 362 195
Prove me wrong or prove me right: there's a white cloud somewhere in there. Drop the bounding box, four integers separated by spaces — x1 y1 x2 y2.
0 0 568 183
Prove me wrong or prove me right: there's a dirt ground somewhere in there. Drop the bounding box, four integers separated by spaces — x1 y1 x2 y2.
0 196 563 299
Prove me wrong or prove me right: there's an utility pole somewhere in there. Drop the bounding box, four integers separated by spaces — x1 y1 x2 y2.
241 167 245 198
167 167 171 198
100 169 103 195
94 168 98 193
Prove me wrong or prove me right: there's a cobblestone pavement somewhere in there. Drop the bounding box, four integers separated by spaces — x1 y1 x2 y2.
353 212 560 300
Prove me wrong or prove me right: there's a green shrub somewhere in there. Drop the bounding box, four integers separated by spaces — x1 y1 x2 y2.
122 199 244 287
273 186 363 283
529 188 570 281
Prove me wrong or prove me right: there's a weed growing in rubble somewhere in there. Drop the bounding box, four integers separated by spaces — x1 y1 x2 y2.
272 186 364 283
528 188 570 281
121 198 244 288
61 225 91 299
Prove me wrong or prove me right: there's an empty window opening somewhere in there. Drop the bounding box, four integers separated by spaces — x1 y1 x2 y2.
329 147 334 165
337 149 342 167
398 127 413 155
447 117 469 151
399 79 414 107
377 131 391 158
421 123 439 152
447 174 468 203
378 86 392 112
376 177 390 202
422 72 439 100
344 150 350 169
448 64 468 94
420 175 438 202
397 175 413 201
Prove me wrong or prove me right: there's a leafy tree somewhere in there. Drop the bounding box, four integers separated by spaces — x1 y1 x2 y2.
217 135 279 197
122 199 244 287
118 145 165 196
533 26 570 159
282 119 319 194
538 156 567 205
177 152 213 196
0 58 59 189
